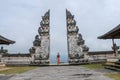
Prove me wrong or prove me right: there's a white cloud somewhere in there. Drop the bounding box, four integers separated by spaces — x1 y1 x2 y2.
0 0 120 56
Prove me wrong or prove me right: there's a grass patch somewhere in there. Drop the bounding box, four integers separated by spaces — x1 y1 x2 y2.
81 63 120 80
81 63 104 70
105 73 120 80
0 66 37 74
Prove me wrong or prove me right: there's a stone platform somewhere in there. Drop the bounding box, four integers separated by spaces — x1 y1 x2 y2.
29 62 90 66
104 61 120 71
7 66 112 80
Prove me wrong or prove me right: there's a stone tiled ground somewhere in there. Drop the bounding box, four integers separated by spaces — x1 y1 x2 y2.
7 66 113 80
0 74 14 80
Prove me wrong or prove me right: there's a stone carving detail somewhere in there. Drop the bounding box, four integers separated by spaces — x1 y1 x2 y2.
30 10 50 65
77 33 84 45
66 9 89 64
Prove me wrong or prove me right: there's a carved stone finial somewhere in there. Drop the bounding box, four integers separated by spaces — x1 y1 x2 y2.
66 10 78 34
66 9 74 19
38 10 50 36
42 10 50 20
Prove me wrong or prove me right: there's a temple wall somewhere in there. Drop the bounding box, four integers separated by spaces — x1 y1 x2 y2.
1 57 31 65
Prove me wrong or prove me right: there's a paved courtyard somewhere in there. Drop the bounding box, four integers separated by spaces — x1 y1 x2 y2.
2 66 113 80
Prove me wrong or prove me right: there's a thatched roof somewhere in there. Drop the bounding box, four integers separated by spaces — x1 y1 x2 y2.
98 24 120 39
0 35 15 45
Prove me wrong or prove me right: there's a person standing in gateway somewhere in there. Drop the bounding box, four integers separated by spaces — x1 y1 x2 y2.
57 52 60 64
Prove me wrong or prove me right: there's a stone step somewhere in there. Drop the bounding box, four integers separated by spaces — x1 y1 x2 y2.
104 62 120 71
105 66 120 72
105 63 120 68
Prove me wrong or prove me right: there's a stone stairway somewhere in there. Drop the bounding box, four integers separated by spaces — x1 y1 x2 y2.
104 61 120 71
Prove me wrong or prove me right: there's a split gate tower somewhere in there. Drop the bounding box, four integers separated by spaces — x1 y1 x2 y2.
29 10 50 65
66 10 89 64
29 10 89 65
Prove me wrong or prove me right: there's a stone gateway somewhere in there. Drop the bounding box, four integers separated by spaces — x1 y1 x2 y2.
29 10 89 65
29 10 50 65
66 10 89 64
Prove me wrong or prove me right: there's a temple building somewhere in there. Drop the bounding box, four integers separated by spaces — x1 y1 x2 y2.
98 24 120 57
0 35 31 66
0 35 15 66
92 24 120 62
0 35 15 55
98 24 120 71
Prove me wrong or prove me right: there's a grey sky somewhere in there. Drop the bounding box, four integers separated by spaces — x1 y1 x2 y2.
0 0 120 56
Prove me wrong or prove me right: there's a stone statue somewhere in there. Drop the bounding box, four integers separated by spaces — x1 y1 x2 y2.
35 35 39 40
77 33 84 45
0 46 8 54
29 47 35 54
40 21 44 26
112 43 119 56
33 35 41 46
78 33 83 40
76 26 79 33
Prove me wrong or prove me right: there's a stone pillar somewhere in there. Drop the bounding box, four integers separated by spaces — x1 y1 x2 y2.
66 9 89 64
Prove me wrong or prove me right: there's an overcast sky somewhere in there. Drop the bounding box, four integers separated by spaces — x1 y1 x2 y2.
0 0 120 56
